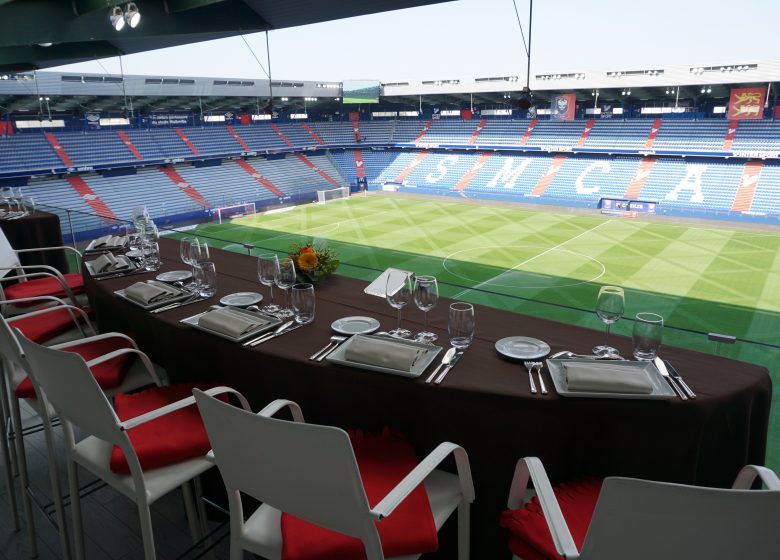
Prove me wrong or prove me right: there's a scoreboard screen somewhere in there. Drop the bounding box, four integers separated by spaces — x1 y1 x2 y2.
343 80 380 104
600 197 657 214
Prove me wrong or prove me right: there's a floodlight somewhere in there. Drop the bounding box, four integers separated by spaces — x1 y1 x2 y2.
109 6 125 31
125 3 141 28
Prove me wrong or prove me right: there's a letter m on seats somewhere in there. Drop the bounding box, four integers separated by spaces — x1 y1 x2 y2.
486 158 531 189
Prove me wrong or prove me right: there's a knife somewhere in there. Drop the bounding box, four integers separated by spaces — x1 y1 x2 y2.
665 360 696 399
434 351 463 385
654 357 687 400
243 320 294 347
425 347 455 384
248 320 299 347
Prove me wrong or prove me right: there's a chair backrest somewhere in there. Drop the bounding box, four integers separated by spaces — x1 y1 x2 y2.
0 313 25 366
193 390 376 540
580 476 780 560
0 227 21 274
16 331 124 445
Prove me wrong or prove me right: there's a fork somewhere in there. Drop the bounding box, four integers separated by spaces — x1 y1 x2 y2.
533 362 548 395
523 361 538 394
310 335 347 361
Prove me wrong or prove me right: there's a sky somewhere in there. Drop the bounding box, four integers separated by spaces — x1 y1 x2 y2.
51 0 780 82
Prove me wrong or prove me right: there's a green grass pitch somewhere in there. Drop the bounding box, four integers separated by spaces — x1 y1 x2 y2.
180 193 780 470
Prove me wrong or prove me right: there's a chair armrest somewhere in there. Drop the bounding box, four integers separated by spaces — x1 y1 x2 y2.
2 294 68 307
258 398 305 423
84 348 162 387
0 264 77 301
119 386 251 431
16 245 81 258
8 303 95 336
371 442 474 520
733 465 780 490
50 332 138 351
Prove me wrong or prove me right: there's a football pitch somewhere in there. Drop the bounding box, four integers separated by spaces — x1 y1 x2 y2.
181 193 780 468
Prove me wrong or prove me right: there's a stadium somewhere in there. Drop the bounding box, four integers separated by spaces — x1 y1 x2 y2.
0 0 778 559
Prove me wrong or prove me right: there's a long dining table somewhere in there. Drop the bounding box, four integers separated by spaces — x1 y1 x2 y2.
84 238 772 559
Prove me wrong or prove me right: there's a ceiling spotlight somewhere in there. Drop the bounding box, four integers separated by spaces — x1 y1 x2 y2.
701 87 705 93
38 43 53 47
125 3 141 28
627 90 631 96
707 87 712 93
109 6 125 31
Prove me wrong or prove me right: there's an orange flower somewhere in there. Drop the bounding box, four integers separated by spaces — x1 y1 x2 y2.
299 245 314 254
297 251 318 271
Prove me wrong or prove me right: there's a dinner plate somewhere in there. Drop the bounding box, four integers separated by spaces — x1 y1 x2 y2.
331 316 381 335
180 306 281 342
156 270 193 283
220 292 263 307
545 358 676 400
326 335 442 378
495 336 551 360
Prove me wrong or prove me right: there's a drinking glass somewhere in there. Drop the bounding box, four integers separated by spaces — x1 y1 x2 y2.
414 275 439 342
194 261 217 298
143 241 161 272
179 236 194 266
257 254 281 314
189 239 210 289
275 258 297 318
386 270 413 338
592 286 625 357
132 206 149 227
125 224 142 251
632 313 664 361
448 302 475 349
291 283 316 324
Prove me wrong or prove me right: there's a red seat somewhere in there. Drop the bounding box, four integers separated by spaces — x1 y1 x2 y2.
281 429 438 560
4 272 85 302
501 478 603 560
11 306 91 344
110 383 221 474
15 336 134 399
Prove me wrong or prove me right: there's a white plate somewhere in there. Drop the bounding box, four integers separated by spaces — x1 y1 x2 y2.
326 335 442 378
156 270 193 283
331 316 381 335
180 307 281 342
114 280 190 311
495 336 551 360
84 255 137 278
545 358 676 400
220 292 263 307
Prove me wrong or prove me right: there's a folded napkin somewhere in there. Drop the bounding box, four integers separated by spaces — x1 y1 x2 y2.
197 309 269 338
124 282 181 305
343 336 423 372
93 235 127 249
89 253 130 274
563 362 653 394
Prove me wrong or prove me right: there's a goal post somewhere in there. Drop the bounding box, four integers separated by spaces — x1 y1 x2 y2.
214 202 257 224
317 186 350 204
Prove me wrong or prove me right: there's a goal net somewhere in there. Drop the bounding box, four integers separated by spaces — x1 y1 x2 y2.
317 186 350 204
214 202 256 224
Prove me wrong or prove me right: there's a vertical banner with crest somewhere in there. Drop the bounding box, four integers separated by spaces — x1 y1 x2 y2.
550 93 576 121
85 112 101 130
728 87 765 120
601 104 613 119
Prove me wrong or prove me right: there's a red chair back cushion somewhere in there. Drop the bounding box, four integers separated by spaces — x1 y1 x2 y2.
5 272 85 301
16 336 133 399
110 382 219 474
281 429 439 560
501 477 603 560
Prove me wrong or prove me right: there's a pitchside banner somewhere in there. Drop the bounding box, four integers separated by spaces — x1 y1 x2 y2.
550 93 575 121
728 87 765 120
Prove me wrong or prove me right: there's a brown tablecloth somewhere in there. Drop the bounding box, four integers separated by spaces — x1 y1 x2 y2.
84 238 772 559
1 209 69 272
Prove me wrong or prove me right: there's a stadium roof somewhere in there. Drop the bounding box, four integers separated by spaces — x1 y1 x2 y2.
0 0 455 73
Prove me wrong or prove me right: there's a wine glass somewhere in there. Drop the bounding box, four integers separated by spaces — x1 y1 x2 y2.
448 302 475 350
189 239 210 290
414 275 439 342
275 258 297 318
179 236 194 266
257 254 281 314
386 270 413 338
592 286 625 357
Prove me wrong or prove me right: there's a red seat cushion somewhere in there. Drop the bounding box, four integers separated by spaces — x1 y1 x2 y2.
281 429 439 560
110 383 219 474
16 336 134 399
11 306 91 344
500 477 603 560
5 272 85 302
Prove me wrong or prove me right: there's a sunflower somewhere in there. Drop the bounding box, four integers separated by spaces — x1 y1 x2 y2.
297 251 318 271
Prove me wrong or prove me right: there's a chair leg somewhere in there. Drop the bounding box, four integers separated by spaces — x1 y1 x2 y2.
0 362 20 478
457 501 471 560
9 395 38 557
193 476 208 539
41 411 72 560
0 391 19 531
67 460 86 560
181 481 200 543
137 498 157 560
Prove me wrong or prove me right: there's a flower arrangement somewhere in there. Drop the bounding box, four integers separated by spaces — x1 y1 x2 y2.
289 241 339 284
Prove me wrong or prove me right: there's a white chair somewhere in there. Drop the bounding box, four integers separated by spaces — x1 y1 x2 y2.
0 227 85 315
505 457 780 560
193 388 475 560
16 332 213 560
